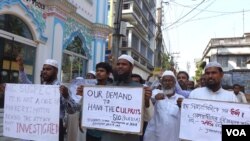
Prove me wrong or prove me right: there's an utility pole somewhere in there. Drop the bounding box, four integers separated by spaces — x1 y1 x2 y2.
187 61 190 75
171 52 180 70
243 9 245 34
111 0 123 67
155 0 168 68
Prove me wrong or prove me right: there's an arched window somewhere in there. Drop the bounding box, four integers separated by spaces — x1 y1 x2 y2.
66 37 86 56
0 14 36 84
0 14 33 39
62 36 88 83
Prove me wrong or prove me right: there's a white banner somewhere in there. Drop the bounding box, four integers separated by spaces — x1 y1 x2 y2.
82 86 144 134
3 84 60 141
180 99 250 141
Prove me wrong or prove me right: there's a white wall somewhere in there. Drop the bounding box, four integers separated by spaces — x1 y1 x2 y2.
68 0 96 22
53 23 64 80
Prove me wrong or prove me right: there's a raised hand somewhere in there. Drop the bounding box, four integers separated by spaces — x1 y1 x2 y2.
60 85 69 99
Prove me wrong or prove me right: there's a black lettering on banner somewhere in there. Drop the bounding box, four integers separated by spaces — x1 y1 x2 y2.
222 125 250 141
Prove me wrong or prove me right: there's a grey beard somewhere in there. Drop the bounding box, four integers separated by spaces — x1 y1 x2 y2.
162 88 175 95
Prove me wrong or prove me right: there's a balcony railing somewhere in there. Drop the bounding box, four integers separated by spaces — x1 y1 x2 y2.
120 47 154 69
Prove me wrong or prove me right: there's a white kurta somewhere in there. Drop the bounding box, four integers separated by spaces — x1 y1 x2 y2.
235 92 248 103
189 87 238 102
144 93 184 141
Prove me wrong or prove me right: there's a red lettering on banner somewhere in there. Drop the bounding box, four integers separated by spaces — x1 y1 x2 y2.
16 123 59 135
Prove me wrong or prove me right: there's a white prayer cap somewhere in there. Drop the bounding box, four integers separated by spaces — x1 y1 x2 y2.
118 54 134 65
162 70 175 78
44 59 58 68
76 77 84 80
88 71 96 76
204 61 223 71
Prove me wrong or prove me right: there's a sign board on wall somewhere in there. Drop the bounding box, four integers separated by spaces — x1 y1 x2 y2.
180 99 250 141
3 84 60 141
82 86 144 135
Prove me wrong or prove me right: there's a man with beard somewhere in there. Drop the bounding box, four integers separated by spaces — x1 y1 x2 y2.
189 62 238 102
101 54 154 141
144 70 184 141
17 57 79 141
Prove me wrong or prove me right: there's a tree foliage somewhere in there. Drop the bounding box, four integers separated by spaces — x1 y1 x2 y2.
162 53 171 70
194 61 205 81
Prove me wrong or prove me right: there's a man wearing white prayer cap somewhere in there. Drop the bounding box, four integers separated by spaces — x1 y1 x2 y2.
144 70 184 141
101 54 154 141
113 54 135 84
204 61 223 71
42 59 59 84
189 61 238 102
44 59 58 68
86 70 96 79
118 54 134 65
16 57 79 141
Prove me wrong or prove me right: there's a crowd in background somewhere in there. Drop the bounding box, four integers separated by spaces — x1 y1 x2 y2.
0 54 248 141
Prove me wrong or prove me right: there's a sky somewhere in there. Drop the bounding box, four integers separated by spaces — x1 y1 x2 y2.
161 0 250 78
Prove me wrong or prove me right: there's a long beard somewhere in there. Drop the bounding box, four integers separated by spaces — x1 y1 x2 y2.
113 71 131 82
206 83 217 90
162 88 175 95
206 79 218 90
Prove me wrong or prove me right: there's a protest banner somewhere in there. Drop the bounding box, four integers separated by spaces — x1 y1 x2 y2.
3 84 60 141
81 86 144 135
180 99 250 141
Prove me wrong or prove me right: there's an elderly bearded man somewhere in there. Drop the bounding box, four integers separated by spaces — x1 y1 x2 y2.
144 70 184 141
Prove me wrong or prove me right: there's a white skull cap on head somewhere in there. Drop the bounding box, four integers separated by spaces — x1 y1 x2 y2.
88 71 96 76
44 59 58 68
161 70 177 83
76 77 84 80
118 54 134 65
204 61 223 71
162 70 176 78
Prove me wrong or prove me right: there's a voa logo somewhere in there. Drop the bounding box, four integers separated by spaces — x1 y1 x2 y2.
226 129 246 136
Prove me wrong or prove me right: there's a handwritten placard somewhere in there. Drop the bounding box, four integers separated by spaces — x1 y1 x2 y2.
82 86 144 134
180 99 250 141
3 84 60 141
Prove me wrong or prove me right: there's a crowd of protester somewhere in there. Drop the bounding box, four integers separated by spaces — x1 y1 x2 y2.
0 54 248 141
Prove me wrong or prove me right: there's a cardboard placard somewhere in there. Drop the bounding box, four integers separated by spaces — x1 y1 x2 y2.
3 84 60 141
82 86 144 135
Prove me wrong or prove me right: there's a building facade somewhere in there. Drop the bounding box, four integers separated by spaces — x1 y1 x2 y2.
0 0 111 85
122 0 156 78
107 0 156 79
0 0 111 139
201 33 250 93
